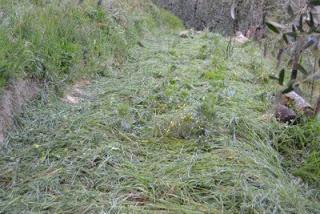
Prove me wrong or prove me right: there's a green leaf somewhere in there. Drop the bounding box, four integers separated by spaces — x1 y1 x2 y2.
269 75 279 80
298 15 304 32
265 21 284 34
282 82 294 94
297 64 308 75
282 87 294 94
285 32 298 41
279 69 285 85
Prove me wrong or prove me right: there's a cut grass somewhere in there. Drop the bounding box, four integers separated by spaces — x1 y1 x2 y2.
1 29 319 213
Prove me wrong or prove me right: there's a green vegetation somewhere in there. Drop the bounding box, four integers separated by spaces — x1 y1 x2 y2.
0 0 319 213
274 120 320 186
1 28 320 213
263 0 320 190
265 0 320 94
0 0 183 90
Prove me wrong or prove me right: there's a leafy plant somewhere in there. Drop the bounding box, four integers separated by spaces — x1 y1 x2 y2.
265 0 320 115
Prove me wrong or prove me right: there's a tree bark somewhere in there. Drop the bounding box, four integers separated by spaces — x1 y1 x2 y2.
284 91 314 116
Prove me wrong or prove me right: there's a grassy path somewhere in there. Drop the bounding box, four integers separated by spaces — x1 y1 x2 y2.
1 31 319 213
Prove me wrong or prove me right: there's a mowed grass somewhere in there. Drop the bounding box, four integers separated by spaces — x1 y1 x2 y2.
0 28 319 213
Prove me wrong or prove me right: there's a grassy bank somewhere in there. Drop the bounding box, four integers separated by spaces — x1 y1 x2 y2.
1 28 319 212
0 0 182 91
0 0 319 213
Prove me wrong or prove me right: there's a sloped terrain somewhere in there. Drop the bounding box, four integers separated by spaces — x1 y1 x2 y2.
0 0 181 143
1 29 319 213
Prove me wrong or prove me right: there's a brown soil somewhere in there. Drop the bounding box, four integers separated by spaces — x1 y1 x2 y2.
0 80 40 144
62 79 91 105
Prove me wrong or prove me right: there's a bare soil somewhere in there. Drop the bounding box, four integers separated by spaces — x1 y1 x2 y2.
0 80 39 143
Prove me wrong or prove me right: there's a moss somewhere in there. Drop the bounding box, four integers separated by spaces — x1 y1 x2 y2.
203 71 226 81
117 103 130 117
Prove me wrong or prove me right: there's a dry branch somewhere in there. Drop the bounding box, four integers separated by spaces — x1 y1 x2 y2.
284 91 314 116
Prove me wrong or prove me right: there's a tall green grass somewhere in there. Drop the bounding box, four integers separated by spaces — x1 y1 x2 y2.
273 120 320 187
0 0 183 90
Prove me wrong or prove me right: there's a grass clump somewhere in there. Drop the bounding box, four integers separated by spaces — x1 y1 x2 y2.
274 120 320 187
158 8 184 30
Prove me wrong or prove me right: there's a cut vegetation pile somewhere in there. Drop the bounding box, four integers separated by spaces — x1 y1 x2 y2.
0 0 320 213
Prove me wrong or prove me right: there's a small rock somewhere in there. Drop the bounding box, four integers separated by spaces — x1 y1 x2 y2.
275 104 297 123
63 95 80 104
72 88 86 97
234 31 249 44
63 79 92 105
179 30 190 38
261 113 273 122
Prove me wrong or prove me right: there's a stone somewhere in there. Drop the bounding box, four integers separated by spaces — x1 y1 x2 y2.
179 30 190 38
275 104 297 123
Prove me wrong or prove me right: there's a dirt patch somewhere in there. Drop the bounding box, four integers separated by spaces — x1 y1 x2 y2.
62 79 91 105
0 80 40 144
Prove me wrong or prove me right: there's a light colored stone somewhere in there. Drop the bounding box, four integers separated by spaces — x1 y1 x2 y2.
179 30 190 38
63 95 81 104
234 31 249 44
63 79 92 105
